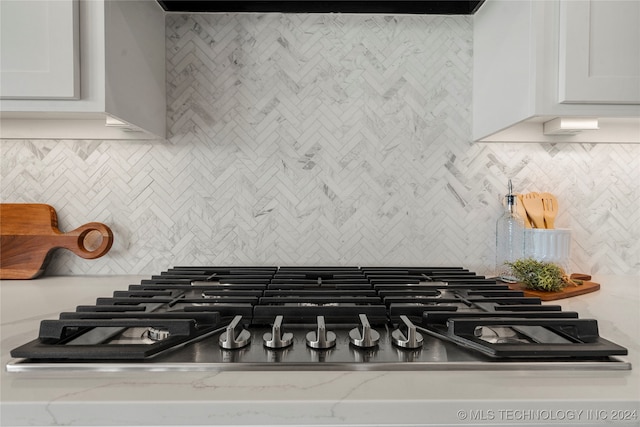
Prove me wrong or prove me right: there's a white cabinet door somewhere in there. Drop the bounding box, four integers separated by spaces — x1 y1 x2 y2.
559 0 640 104
0 0 79 99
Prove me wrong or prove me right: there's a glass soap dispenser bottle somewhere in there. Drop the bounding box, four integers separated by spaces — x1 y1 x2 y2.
495 179 525 282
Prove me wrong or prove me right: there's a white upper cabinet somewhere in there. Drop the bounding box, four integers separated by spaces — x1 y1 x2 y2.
0 0 165 140
473 0 640 143
0 0 79 99
559 1 640 104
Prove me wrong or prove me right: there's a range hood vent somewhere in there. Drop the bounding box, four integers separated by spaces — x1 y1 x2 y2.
156 1 485 14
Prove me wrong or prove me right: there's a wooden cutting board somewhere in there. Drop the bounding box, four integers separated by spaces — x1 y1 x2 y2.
0 204 113 280
507 280 600 301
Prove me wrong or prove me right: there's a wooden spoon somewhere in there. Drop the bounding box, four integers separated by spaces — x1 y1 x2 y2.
540 192 558 229
515 194 532 228
521 192 546 228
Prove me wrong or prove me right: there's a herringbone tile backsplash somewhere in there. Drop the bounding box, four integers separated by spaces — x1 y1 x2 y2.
1 14 639 276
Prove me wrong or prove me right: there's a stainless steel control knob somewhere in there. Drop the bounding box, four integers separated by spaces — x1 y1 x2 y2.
349 314 380 348
263 315 293 349
219 315 251 349
306 316 336 349
391 315 423 349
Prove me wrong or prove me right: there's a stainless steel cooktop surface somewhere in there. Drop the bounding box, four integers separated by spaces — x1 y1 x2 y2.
7 266 630 372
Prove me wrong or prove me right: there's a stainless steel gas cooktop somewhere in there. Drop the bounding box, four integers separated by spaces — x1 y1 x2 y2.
7 266 630 372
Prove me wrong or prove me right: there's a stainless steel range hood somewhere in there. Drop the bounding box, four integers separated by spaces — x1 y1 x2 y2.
156 0 485 14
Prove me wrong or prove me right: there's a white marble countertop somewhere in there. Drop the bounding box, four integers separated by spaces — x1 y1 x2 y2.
2 274 639 426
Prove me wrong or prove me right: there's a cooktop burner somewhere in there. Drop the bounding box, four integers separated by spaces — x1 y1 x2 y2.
7 266 630 372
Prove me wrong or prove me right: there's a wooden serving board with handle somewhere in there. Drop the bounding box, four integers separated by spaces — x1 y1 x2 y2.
0 204 113 279
507 278 600 301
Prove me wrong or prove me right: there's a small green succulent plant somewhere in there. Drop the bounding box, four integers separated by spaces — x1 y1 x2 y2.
507 258 577 292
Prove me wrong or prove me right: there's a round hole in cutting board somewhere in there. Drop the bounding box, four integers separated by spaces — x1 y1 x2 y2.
82 230 104 252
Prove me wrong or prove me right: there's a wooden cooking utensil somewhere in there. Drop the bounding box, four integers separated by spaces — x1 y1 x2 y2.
540 192 558 229
521 192 546 228
516 194 532 228
0 204 113 279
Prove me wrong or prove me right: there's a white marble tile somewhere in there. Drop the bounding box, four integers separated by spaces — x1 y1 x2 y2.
1 14 638 275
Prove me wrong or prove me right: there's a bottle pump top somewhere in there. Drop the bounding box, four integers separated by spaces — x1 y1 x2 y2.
506 179 515 207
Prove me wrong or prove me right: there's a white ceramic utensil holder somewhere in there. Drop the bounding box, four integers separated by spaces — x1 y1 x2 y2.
524 228 572 272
